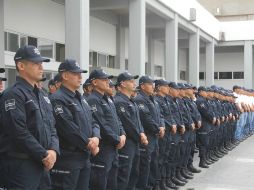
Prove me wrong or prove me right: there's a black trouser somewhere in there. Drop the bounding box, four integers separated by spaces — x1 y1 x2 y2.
0 155 49 190
89 144 118 190
196 121 211 158
117 139 140 190
136 135 158 190
51 150 91 190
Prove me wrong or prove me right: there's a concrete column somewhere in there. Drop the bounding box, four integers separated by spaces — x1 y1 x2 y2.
65 0 89 82
129 0 146 76
116 19 125 71
189 29 200 86
147 35 155 77
244 41 253 88
165 15 178 82
205 39 215 86
0 0 4 69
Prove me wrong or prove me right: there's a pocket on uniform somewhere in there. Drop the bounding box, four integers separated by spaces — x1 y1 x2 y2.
25 100 39 113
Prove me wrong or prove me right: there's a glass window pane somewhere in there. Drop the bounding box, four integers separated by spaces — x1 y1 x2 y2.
199 72 205 80
180 70 186 80
7 32 19 52
108 55 115 68
20 35 27 47
98 53 107 67
38 39 53 59
55 43 65 62
125 59 128 70
219 72 232 79
4 32 7 51
28 36 37 47
154 65 162 77
233 72 244 79
92 52 98 67
214 72 218 79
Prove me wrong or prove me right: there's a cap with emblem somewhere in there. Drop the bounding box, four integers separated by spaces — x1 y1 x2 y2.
117 72 139 84
198 86 206 92
139 76 154 85
89 69 113 81
154 79 169 87
168 82 180 89
58 59 87 73
14 45 50 63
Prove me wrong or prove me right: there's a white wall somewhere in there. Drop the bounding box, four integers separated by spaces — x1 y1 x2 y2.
4 0 65 43
154 40 165 67
90 16 116 55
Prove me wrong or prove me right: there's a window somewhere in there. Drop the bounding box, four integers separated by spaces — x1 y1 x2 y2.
199 72 205 80
4 32 7 50
98 53 107 67
108 55 115 68
145 62 148 75
38 39 53 58
214 72 218 79
20 35 27 47
180 70 186 80
5 32 19 52
28 36 37 47
89 52 98 67
219 72 232 79
55 43 65 62
233 72 244 79
154 65 163 77
125 59 128 70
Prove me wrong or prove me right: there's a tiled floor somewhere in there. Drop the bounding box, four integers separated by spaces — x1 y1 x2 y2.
183 136 254 190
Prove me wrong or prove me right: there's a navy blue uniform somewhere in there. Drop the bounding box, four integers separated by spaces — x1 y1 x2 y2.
50 85 100 190
0 77 59 190
87 90 125 190
155 95 176 182
134 91 164 189
114 92 144 190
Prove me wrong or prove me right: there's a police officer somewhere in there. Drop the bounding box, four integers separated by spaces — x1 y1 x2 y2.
106 80 116 101
114 72 148 190
48 79 57 98
196 86 216 168
0 45 59 189
134 76 165 190
154 79 177 190
0 68 7 94
87 69 126 190
82 78 93 99
50 59 100 190
54 73 62 90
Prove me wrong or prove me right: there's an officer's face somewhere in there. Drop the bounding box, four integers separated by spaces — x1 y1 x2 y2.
121 79 136 92
92 78 110 93
0 80 4 92
62 72 82 90
106 86 115 96
159 85 169 95
141 83 154 95
49 85 57 93
17 60 43 82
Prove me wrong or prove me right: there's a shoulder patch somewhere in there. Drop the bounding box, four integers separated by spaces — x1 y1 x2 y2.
120 106 125 113
138 104 145 109
91 105 97 112
5 99 16 111
43 96 51 104
54 105 63 115
200 103 205 108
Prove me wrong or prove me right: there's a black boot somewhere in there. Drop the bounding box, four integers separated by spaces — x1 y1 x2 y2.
171 177 186 186
180 168 193 179
199 157 209 168
166 178 179 189
176 168 188 183
160 178 172 190
188 164 201 173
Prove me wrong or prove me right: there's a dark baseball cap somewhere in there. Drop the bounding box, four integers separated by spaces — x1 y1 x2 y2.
0 77 7 81
117 72 139 84
54 73 61 83
139 76 154 85
14 45 50 63
89 69 113 81
58 59 87 73
168 82 180 89
0 68 5 73
82 78 91 88
198 86 207 92
154 79 169 87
